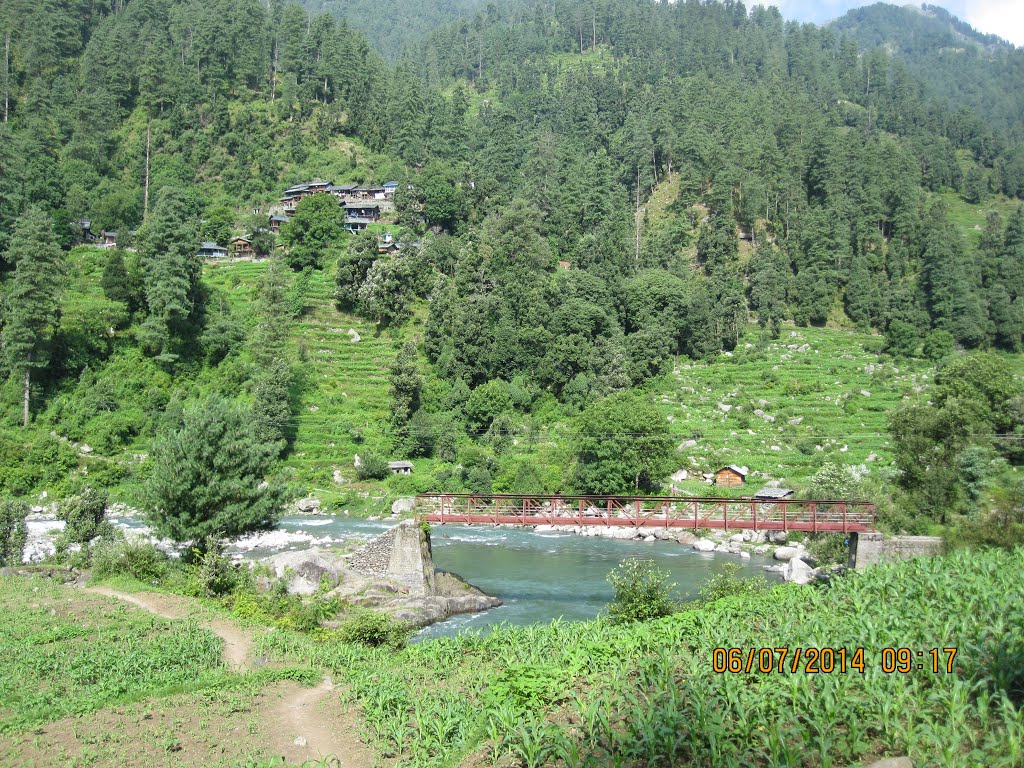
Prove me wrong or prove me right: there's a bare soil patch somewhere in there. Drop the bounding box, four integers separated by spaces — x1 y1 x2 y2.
260 677 376 767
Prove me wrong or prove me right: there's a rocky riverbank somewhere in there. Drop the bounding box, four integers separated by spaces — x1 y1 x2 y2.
264 521 501 628
532 523 827 584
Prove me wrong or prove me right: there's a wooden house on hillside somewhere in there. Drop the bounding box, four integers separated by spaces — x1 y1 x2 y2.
714 465 748 488
229 237 255 258
344 202 380 221
388 461 413 475
269 215 289 235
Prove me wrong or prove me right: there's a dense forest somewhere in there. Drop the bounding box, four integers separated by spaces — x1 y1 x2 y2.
297 0 486 60
832 3 1024 139
1 0 1023 535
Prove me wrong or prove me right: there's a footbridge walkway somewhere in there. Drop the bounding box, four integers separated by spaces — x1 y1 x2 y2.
415 493 876 534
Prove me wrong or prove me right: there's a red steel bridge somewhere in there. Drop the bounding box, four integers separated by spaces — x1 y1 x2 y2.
416 493 877 534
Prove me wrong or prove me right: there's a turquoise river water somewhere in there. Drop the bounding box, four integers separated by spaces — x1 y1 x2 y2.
260 517 780 640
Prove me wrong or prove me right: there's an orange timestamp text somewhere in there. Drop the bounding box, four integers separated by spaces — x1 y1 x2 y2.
711 647 958 674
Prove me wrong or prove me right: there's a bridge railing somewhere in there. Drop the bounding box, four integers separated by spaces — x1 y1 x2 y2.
415 493 876 533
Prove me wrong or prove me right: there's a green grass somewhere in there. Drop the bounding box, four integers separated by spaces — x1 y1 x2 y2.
0 576 224 731
650 325 930 491
258 547 1024 768
939 190 1020 246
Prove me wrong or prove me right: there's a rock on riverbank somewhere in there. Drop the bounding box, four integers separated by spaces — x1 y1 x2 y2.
264 520 501 629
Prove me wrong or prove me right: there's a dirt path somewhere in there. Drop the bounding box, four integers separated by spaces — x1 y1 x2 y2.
84 585 253 669
262 676 376 767
80 585 376 766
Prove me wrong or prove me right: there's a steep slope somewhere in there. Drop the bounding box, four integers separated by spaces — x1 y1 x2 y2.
831 3 1024 138
298 0 487 60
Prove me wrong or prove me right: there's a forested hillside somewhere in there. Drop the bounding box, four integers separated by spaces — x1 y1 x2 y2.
1 0 1023 535
832 3 1024 141
298 0 486 60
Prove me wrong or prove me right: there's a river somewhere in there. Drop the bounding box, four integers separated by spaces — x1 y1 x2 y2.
221 516 780 640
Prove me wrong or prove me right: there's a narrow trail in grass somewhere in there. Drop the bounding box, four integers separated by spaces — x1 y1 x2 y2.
263 676 376 767
81 585 376 766
83 585 253 670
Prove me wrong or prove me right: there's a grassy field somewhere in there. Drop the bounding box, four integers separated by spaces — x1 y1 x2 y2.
0 577 223 733
939 190 1020 246
0 575 336 768
652 325 928 493
259 547 1024 768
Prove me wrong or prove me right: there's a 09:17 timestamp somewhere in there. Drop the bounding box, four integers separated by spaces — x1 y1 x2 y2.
711 647 958 674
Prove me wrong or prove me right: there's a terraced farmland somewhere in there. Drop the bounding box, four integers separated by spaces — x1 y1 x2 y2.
205 259 1023 500
650 326 933 492
205 261 397 508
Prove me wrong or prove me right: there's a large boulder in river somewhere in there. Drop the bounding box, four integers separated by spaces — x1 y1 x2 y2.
773 546 803 561
782 557 816 585
391 497 417 516
693 539 717 552
296 497 322 513
265 548 343 595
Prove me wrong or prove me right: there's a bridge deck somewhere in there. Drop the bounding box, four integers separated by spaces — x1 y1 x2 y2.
416 493 876 534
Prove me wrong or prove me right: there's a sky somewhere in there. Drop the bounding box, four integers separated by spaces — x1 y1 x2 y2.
768 0 1024 46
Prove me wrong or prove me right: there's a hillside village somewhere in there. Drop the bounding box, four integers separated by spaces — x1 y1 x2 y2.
74 179 403 259
270 178 400 234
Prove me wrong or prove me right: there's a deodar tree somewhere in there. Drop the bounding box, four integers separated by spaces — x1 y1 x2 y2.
137 188 201 363
573 391 673 495
144 395 288 551
1 207 64 427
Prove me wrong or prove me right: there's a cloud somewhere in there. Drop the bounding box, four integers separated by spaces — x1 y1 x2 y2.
960 1 1024 45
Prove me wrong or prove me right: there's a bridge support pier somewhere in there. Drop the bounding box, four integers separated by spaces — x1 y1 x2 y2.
849 532 943 570
848 532 883 570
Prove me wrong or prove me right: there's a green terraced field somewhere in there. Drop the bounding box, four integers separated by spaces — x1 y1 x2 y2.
649 326 930 493
205 261 398 509
201 261 1024 503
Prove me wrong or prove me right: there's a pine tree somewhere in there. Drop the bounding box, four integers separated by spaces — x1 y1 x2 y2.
1 207 65 426
137 188 201 362
100 249 132 306
144 395 287 550
389 341 422 445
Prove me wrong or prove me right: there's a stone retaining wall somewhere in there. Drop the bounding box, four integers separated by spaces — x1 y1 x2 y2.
347 526 399 576
347 521 435 595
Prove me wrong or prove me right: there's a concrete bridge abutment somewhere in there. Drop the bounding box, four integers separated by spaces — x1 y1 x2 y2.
848 532 944 570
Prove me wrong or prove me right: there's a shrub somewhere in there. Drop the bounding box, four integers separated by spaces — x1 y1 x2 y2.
56 487 114 556
606 558 677 624
0 499 29 566
91 535 169 581
186 543 241 597
805 533 849 568
335 608 411 649
356 451 390 480
698 563 769 603
805 462 858 499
